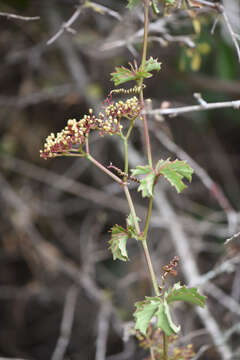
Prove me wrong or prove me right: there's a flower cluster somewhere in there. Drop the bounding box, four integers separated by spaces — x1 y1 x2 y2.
40 97 141 160
105 96 141 119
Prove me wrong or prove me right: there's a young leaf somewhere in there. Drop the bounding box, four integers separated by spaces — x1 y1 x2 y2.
111 65 136 86
166 282 207 308
143 57 161 75
109 225 130 261
131 165 155 197
157 159 193 193
127 213 141 229
131 165 153 176
126 213 141 240
156 300 180 336
134 296 180 336
137 57 162 80
134 297 160 335
127 0 141 10
138 173 156 197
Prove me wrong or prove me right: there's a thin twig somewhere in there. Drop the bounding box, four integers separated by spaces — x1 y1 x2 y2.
51 286 79 360
221 11 240 63
225 231 240 245
95 302 111 360
47 4 84 45
195 0 240 62
191 345 210 360
85 2 122 21
146 99 240 116
0 12 40 21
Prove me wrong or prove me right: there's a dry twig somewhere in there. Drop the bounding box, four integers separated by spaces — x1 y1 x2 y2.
0 12 39 21
51 286 79 360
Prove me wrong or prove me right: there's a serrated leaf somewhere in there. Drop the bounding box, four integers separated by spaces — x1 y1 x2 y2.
127 0 141 10
111 65 136 86
131 165 153 176
109 225 129 261
134 296 180 336
126 213 141 240
166 282 207 308
156 300 180 336
134 297 160 335
138 173 156 197
127 213 141 228
138 57 162 80
144 57 161 73
157 159 193 193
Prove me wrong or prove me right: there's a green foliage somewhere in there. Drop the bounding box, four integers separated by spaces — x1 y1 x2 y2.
126 213 141 240
140 57 162 78
156 159 193 193
156 301 180 337
109 225 130 261
166 282 207 307
134 297 160 335
111 57 161 86
131 165 155 197
131 159 193 197
111 64 138 86
134 281 206 336
134 296 180 336
127 0 141 10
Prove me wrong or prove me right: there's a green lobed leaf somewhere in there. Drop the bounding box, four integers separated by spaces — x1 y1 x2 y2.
109 225 130 261
137 173 156 197
111 66 136 86
131 165 153 176
157 159 194 193
134 296 180 336
126 213 141 240
144 57 162 74
127 213 141 228
131 165 156 198
166 282 207 308
127 0 141 10
156 299 180 336
134 297 160 335
137 57 162 80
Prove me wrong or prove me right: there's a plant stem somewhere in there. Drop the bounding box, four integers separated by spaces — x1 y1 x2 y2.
123 184 140 234
143 195 153 239
163 333 169 360
142 240 160 296
139 0 152 167
141 0 150 69
123 137 129 175
87 154 122 185
139 3 168 359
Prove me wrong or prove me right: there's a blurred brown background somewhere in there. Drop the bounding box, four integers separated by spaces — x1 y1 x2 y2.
0 0 240 359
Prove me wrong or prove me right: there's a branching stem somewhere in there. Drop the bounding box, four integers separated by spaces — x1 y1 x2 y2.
87 154 122 184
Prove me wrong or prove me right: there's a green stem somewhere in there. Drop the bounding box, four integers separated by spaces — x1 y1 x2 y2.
141 0 150 68
142 240 160 296
123 184 140 234
163 333 169 360
139 0 152 167
123 137 129 175
143 195 153 239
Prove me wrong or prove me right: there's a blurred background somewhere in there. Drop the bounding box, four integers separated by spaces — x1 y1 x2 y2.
0 0 240 359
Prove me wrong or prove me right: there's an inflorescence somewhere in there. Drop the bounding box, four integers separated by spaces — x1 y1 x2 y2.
40 97 141 160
